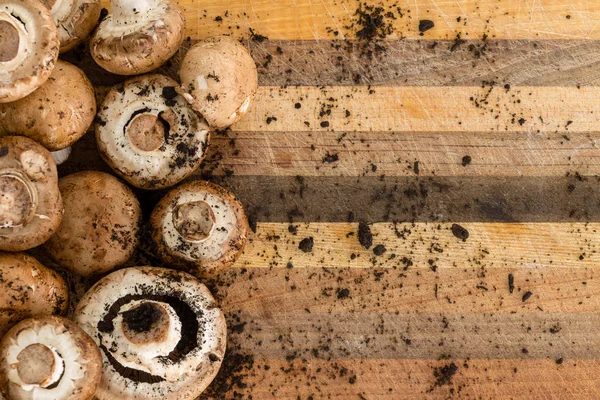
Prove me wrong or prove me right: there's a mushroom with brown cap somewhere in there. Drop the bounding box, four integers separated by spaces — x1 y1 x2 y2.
178 35 258 129
0 136 63 252
74 266 226 400
0 0 59 103
43 171 141 277
0 316 102 400
150 180 248 277
89 0 185 75
41 0 101 53
0 60 96 151
0 252 69 338
96 74 210 189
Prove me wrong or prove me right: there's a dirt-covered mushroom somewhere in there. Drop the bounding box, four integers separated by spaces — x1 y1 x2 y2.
41 0 101 53
178 36 258 129
0 136 63 251
0 316 102 400
74 266 226 400
151 180 248 277
0 60 96 151
0 0 59 103
96 74 210 190
0 252 68 338
89 0 185 75
43 171 141 277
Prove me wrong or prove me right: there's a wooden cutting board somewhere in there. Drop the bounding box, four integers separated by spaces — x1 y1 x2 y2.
61 0 600 398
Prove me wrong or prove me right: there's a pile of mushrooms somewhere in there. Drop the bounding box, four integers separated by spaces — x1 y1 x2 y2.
0 0 258 397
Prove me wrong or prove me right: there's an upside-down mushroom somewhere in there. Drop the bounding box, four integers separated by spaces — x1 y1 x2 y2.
150 180 248 277
74 266 226 400
43 171 141 277
41 0 101 53
90 0 185 75
0 60 96 151
96 74 210 189
0 0 59 103
0 252 69 338
178 35 258 129
0 316 102 400
0 136 63 252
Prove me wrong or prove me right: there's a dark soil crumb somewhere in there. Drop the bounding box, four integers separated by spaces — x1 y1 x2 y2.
451 224 469 241
373 244 386 256
323 152 339 163
0 147 7 158
556 357 564 364
199 351 254 399
461 155 472 167
522 291 533 302
298 237 314 253
337 288 350 299
358 221 373 249
418 20 434 33
508 273 515 294
249 28 268 42
413 161 420 174
433 362 458 386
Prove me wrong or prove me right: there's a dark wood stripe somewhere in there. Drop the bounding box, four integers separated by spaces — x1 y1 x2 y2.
62 39 600 87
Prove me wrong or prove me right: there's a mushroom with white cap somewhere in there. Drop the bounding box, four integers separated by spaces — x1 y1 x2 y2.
0 136 63 252
41 0 101 53
0 0 59 103
96 74 210 189
90 0 185 75
150 180 249 277
0 316 102 400
178 35 258 129
43 171 141 277
73 266 226 400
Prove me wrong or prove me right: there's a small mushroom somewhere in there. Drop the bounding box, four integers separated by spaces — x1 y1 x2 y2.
150 180 248 277
74 266 226 399
0 316 102 400
43 171 141 277
96 74 210 189
0 252 69 338
89 0 185 75
0 60 96 151
178 35 258 129
0 0 59 103
0 136 63 252
41 0 101 53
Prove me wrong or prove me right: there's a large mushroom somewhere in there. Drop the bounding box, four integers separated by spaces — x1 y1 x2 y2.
0 60 96 151
0 252 69 338
0 316 102 400
150 180 248 277
89 0 185 75
43 171 141 277
178 35 258 129
74 266 226 400
0 136 63 252
41 0 101 53
96 74 210 189
0 0 59 103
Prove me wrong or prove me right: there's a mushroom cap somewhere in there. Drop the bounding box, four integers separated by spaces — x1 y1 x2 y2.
178 35 258 129
0 316 102 400
96 74 210 190
43 171 141 277
150 180 248 277
40 0 101 53
0 136 63 251
73 266 226 400
0 0 59 103
90 0 185 75
0 60 96 151
0 252 69 337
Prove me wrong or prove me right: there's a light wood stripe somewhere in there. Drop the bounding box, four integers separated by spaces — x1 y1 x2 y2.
99 0 600 41
200 358 600 399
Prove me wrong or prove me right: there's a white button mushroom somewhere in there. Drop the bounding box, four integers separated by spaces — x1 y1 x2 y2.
41 0 101 53
0 136 63 252
0 316 102 400
43 171 141 277
150 180 249 277
0 0 59 103
89 0 185 75
73 266 226 400
95 74 210 189
178 36 258 129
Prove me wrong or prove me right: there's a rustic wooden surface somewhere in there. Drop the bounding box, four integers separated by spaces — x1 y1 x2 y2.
57 0 600 398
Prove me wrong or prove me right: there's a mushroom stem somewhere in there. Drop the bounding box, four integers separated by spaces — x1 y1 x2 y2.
173 200 216 242
111 0 162 23
0 171 37 229
0 12 27 67
15 343 64 389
